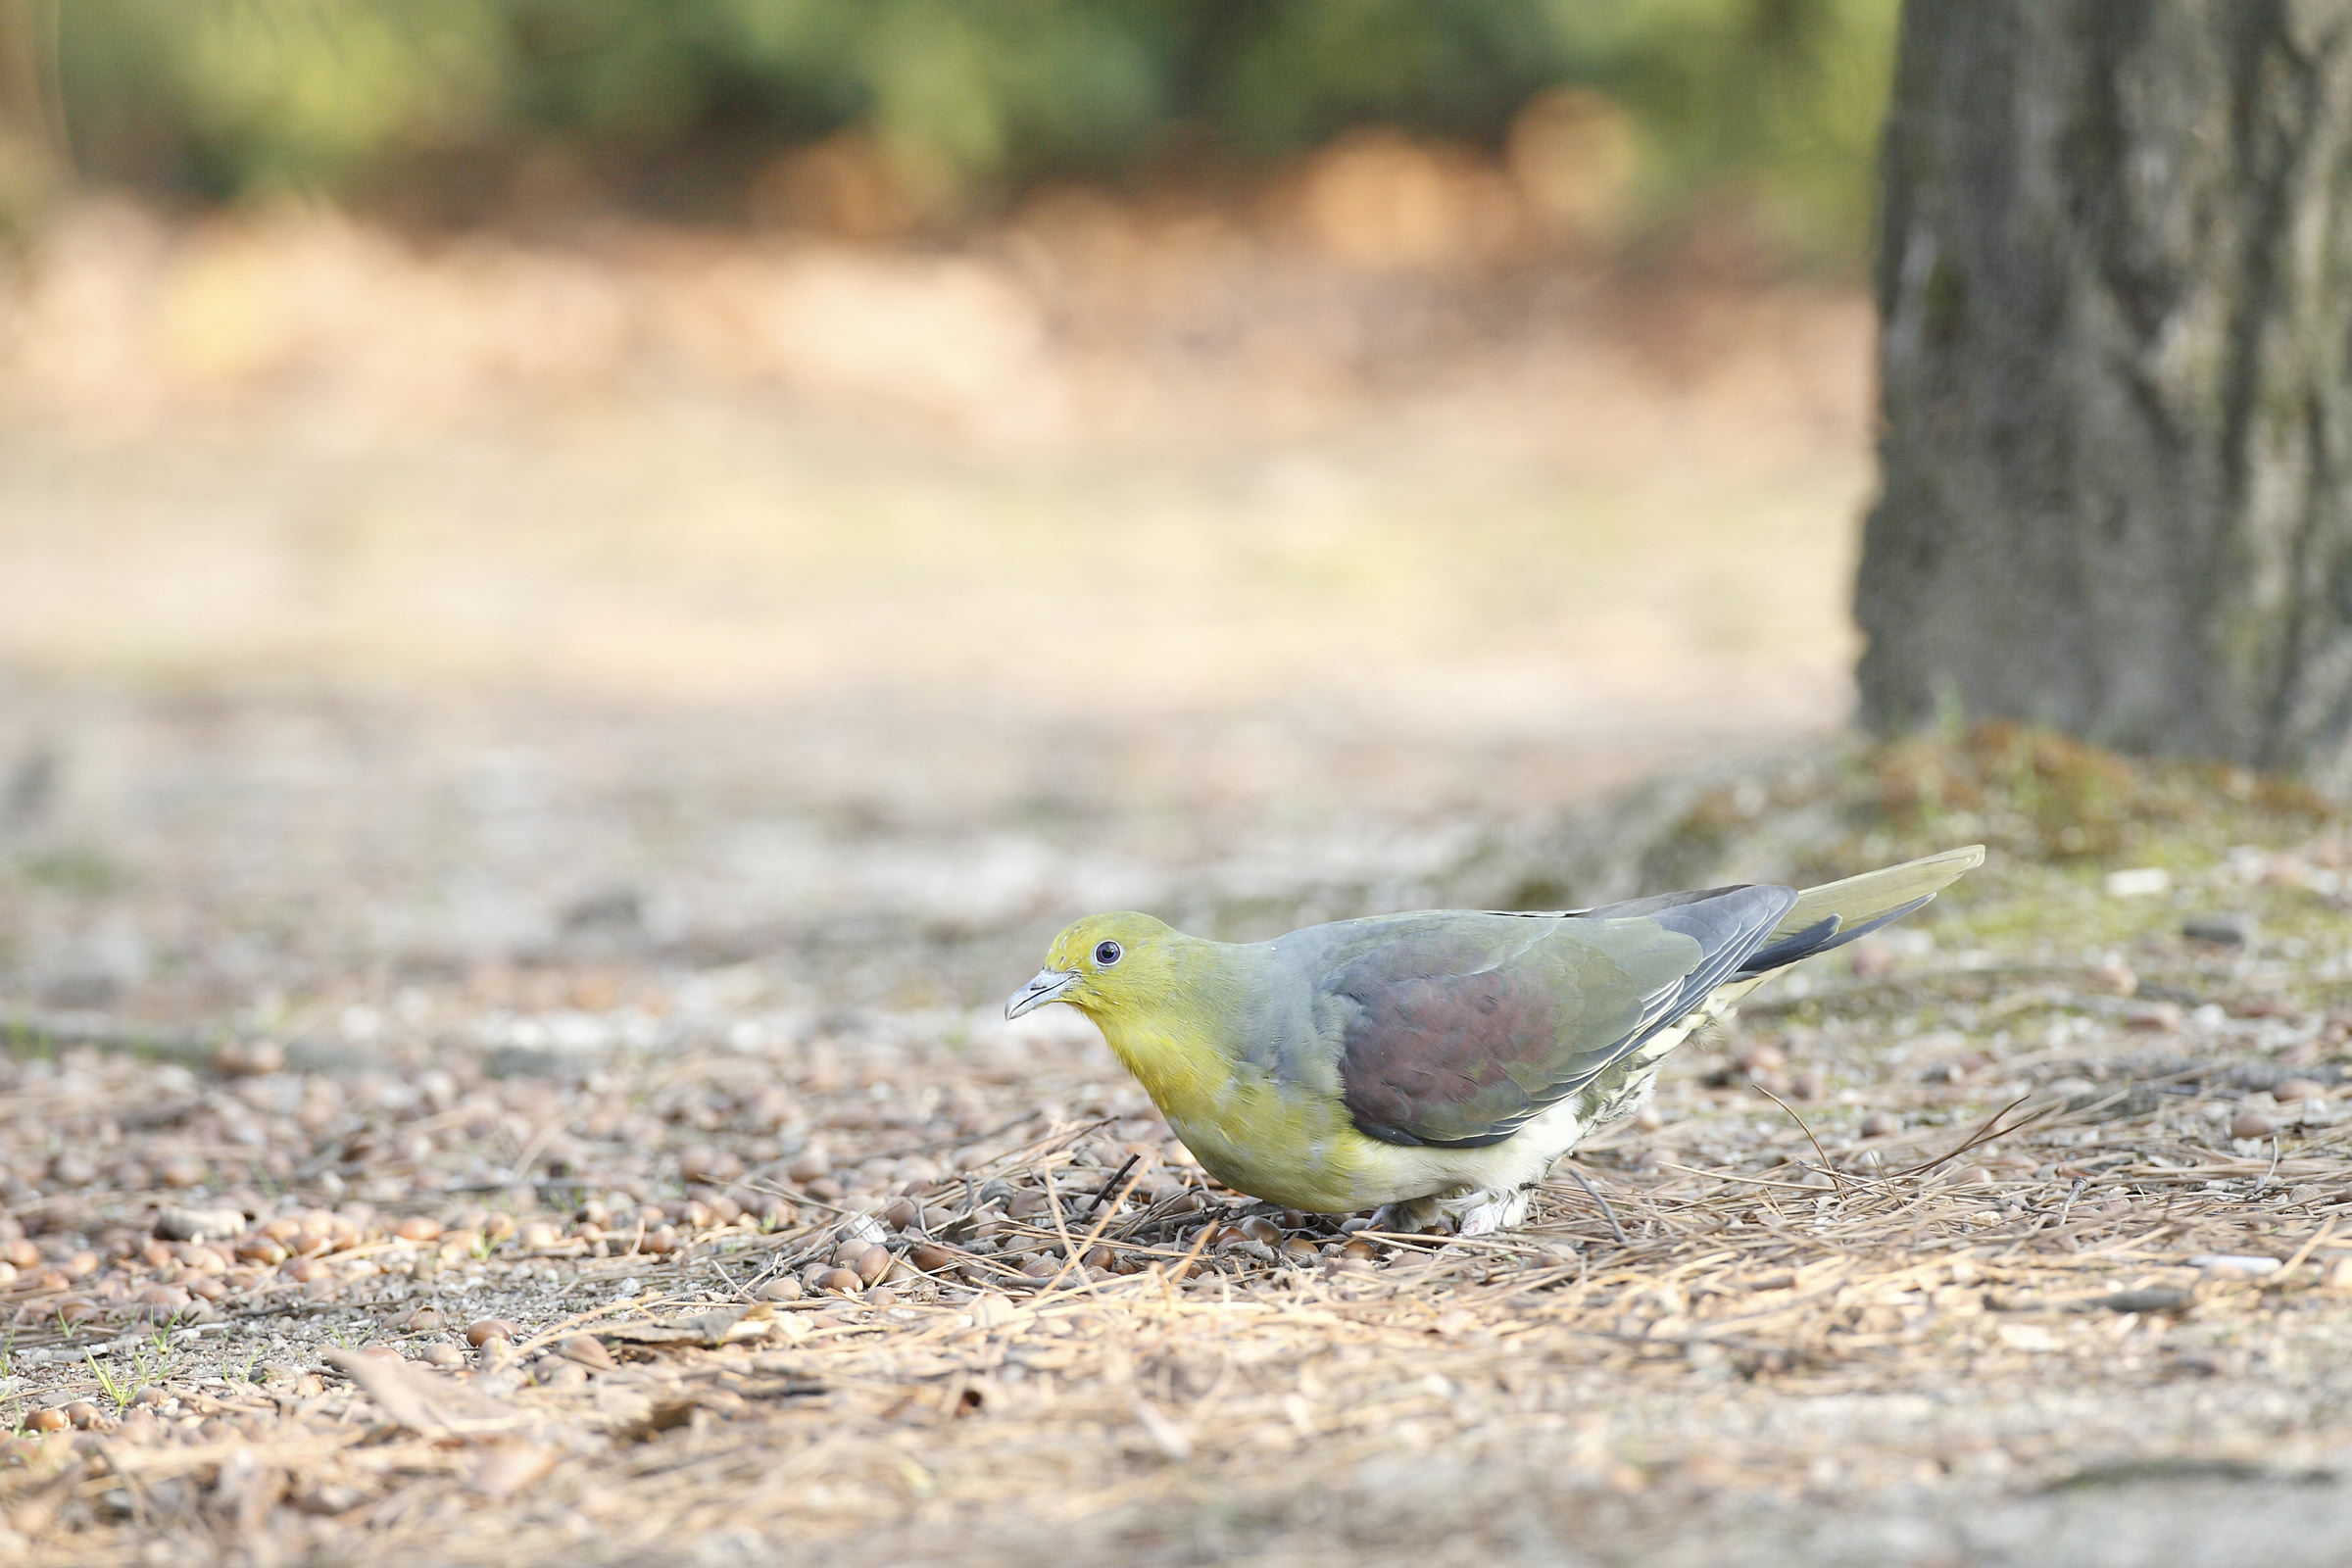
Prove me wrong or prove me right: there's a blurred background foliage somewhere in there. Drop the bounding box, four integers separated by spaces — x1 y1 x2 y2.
7 0 1895 264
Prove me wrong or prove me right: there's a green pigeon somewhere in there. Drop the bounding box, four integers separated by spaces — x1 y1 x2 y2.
1005 846 1983 1233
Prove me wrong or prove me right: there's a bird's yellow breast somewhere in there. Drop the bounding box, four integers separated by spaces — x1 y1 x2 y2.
1090 1010 1405 1212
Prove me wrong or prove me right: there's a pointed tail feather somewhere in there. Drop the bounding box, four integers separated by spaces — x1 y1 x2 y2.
1740 845 1984 975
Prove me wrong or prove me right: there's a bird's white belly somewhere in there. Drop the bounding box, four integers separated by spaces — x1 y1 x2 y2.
1389 1094 1595 1196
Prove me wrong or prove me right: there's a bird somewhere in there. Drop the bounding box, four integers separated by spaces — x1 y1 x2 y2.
1004 845 1983 1234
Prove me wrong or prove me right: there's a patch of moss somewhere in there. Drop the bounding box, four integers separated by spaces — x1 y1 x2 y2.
1864 721 2332 862
19 847 128 897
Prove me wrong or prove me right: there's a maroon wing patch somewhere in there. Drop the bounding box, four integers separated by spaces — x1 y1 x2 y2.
1332 945 1566 1150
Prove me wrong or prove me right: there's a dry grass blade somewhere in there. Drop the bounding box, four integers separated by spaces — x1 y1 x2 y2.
1885 1094 2054 1178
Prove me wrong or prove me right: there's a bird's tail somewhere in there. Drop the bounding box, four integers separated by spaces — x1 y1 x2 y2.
1736 844 1984 975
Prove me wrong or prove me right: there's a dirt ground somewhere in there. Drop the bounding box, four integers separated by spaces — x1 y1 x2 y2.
8 209 2352 1565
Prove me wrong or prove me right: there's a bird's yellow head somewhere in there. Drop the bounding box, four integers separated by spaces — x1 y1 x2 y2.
1004 911 1182 1021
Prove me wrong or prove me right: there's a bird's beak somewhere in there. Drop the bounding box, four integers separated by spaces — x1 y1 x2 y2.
1004 967 1077 1020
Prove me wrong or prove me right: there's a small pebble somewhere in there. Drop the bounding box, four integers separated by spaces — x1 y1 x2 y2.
558 1334 615 1371
466 1318 518 1348
2103 867 2171 899
156 1205 246 1243
676 1146 743 1184
2182 912 2254 947
2087 956 2139 996
212 1039 286 1076
1859 1110 1898 1139
907 1242 960 1274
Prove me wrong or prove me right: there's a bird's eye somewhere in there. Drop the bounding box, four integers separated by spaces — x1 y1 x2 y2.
1094 940 1123 966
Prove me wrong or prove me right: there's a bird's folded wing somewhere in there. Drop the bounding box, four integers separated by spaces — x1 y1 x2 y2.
1328 886 1795 1149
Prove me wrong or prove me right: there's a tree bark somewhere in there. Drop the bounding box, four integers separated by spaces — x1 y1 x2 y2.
1856 0 2352 790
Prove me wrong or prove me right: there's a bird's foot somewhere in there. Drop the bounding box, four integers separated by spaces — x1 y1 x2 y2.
1367 1188 1531 1237
1453 1189 1532 1236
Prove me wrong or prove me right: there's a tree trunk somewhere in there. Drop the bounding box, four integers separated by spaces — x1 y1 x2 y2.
1856 0 2352 790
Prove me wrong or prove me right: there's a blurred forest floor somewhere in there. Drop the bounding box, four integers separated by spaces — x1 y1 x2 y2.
19 204 2352 1566
0 189 1865 1021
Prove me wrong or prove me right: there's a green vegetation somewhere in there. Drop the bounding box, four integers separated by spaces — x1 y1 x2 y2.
44 0 1896 260
83 1348 128 1412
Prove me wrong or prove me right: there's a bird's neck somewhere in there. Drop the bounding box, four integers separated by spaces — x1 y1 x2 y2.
1093 1008 1236 1124
1083 939 1258 1126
